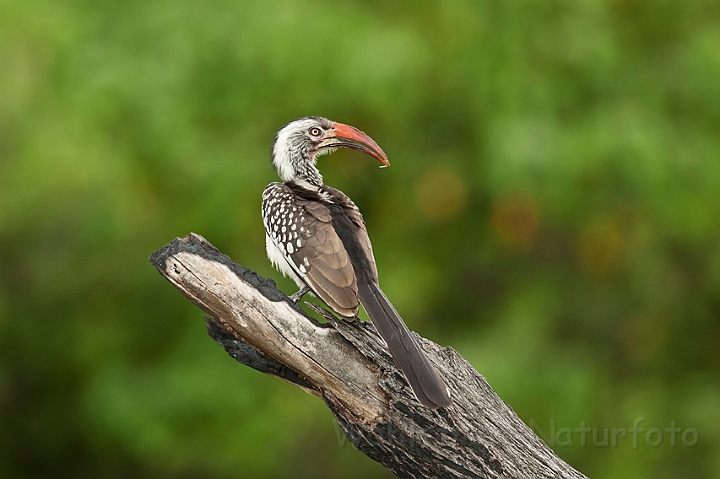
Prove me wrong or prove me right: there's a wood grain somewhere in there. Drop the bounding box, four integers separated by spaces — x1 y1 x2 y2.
150 233 588 479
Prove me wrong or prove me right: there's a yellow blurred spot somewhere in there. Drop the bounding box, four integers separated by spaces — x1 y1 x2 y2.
577 216 625 276
490 196 540 250
415 166 468 222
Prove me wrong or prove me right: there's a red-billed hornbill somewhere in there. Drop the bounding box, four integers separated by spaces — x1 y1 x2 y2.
262 117 451 409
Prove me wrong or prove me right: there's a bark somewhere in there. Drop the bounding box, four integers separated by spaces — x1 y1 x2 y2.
150 233 588 479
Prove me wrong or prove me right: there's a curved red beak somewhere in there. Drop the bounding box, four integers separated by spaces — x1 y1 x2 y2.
319 122 390 167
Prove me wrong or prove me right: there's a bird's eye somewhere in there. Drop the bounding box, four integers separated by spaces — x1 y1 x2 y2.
309 127 323 137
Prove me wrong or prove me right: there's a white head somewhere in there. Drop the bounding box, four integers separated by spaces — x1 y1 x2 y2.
271 116 389 188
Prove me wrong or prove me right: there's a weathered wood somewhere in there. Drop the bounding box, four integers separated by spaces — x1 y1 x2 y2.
150 233 588 479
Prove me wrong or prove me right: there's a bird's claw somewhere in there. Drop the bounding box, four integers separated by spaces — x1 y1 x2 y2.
289 285 311 303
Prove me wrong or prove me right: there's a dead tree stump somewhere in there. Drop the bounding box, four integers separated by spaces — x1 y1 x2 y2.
150 233 588 479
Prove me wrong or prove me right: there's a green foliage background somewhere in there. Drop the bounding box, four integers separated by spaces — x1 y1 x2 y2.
2 1 719 477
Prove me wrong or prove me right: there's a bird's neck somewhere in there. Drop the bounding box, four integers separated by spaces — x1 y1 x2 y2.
292 175 322 191
274 152 324 190
294 161 323 189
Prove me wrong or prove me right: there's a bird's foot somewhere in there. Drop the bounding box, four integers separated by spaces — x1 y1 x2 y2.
305 302 340 322
289 285 311 303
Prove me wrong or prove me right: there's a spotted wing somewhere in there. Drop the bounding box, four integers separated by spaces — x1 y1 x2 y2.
263 183 359 317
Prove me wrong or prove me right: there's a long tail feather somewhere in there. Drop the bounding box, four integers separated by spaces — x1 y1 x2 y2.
358 283 452 409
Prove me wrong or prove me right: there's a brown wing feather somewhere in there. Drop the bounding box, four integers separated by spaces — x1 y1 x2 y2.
267 184 375 318
291 199 359 317
323 186 378 282
346 209 378 282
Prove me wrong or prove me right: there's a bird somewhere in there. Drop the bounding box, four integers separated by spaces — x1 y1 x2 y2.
261 116 452 409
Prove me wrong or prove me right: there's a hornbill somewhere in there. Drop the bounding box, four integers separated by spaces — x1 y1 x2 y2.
262 117 452 409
